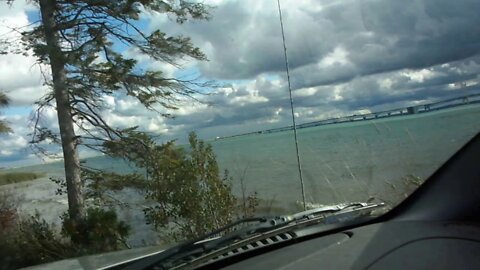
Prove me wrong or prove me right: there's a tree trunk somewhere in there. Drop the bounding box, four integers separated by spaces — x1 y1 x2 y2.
39 0 85 221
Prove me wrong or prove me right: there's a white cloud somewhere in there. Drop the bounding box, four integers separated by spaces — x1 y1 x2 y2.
103 113 141 128
147 117 168 133
117 98 140 113
0 149 13 157
378 78 393 89
5 86 49 106
0 1 36 17
0 1 45 106
318 47 350 67
175 102 208 116
294 87 318 97
402 69 439 83
102 95 116 109
0 129 30 162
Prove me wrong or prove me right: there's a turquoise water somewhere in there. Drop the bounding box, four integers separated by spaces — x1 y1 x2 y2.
211 104 480 209
3 103 479 246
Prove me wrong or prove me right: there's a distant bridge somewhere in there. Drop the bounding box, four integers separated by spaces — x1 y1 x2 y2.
215 93 480 140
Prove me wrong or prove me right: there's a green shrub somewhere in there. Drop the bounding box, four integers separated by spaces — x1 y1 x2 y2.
141 133 237 241
62 208 131 253
0 180 130 269
0 213 72 270
103 131 238 242
0 190 18 229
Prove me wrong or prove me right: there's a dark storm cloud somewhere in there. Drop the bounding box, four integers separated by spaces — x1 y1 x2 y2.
290 0 480 89
149 0 480 88
148 0 333 80
166 84 288 130
340 86 479 111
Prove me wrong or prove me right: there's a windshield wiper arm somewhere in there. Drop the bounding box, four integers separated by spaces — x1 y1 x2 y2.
120 217 268 270
121 202 384 270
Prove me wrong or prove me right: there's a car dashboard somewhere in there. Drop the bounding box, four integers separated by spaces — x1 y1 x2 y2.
219 221 480 269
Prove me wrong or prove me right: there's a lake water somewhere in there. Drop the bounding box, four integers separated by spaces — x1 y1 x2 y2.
2 103 480 246
212 104 480 207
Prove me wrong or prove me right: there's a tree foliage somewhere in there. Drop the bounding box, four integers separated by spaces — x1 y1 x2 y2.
0 208 130 269
0 213 73 269
2 0 213 223
20 0 213 146
62 207 131 253
101 131 237 241
0 92 11 133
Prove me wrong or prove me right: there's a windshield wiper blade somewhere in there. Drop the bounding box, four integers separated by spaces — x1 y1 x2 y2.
279 202 371 223
120 217 269 270
121 202 384 270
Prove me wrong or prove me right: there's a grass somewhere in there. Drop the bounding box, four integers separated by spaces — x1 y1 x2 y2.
0 172 46 186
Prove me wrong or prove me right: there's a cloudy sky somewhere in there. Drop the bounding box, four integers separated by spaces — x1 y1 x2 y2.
1 0 480 167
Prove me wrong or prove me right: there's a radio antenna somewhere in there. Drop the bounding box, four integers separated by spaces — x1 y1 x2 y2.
276 0 307 210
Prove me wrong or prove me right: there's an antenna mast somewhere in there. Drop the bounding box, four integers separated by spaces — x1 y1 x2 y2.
276 0 307 210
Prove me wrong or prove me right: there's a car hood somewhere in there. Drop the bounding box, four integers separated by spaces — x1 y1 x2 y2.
21 245 165 270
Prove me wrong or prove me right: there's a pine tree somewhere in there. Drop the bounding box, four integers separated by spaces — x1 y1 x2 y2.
3 0 211 226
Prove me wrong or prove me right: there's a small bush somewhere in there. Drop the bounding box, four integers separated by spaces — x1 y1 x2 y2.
62 208 131 253
1 191 69 269
0 190 18 229
0 213 72 270
0 190 130 269
103 131 239 242
141 133 237 241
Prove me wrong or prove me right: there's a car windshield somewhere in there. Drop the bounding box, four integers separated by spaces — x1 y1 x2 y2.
1 0 479 268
